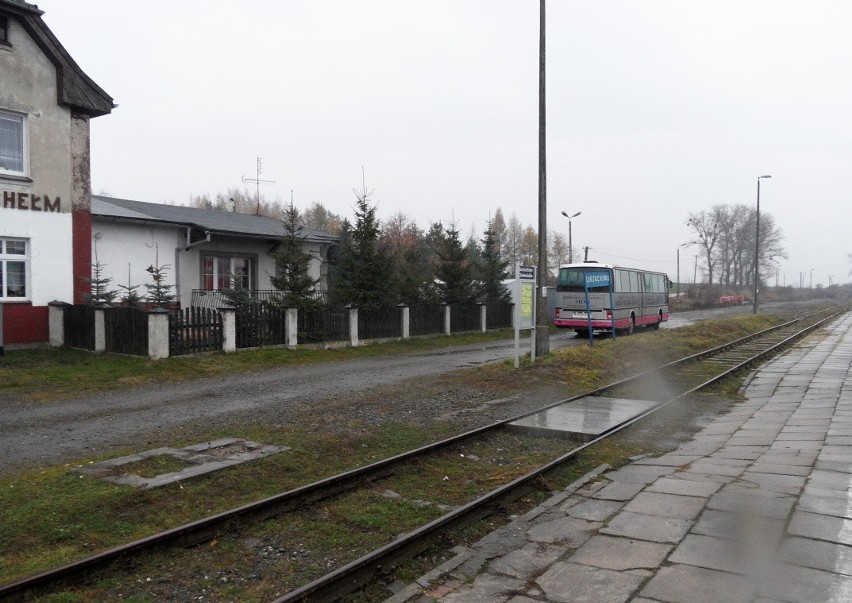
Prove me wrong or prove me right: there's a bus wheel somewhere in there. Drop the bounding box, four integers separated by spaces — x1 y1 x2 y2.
625 316 635 335
575 329 589 338
649 311 662 330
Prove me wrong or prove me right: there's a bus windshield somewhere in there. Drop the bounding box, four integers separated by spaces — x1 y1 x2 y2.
557 268 611 292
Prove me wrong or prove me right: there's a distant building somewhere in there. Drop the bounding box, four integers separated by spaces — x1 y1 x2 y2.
0 0 114 346
91 196 339 308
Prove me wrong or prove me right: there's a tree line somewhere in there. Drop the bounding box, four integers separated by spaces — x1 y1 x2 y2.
188 186 577 309
686 204 785 288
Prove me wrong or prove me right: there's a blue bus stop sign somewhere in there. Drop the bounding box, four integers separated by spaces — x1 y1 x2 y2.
584 271 611 287
582 270 615 344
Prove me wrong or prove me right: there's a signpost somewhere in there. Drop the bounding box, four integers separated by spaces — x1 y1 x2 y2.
514 264 537 367
582 270 616 345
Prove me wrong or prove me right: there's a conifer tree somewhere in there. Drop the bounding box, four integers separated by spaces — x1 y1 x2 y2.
330 180 395 309
270 202 319 308
477 221 511 302
85 260 118 305
434 221 475 304
144 263 175 307
117 263 143 307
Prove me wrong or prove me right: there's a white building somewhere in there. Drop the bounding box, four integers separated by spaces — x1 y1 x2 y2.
91 195 338 308
1 0 113 346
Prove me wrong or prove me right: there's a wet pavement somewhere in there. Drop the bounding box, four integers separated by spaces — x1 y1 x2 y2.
390 311 852 603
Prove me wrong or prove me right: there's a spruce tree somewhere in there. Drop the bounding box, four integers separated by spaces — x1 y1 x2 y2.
434 221 474 304
144 263 175 307
117 263 143 307
85 261 118 305
330 184 395 309
270 203 319 308
477 221 511 302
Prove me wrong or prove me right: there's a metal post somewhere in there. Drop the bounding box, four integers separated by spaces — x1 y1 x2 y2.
753 175 771 314
568 220 573 264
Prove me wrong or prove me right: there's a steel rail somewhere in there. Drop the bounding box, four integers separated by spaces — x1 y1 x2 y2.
273 308 845 602
0 307 841 602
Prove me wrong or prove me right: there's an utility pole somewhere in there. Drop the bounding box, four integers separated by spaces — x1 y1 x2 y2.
242 156 275 215
535 0 549 358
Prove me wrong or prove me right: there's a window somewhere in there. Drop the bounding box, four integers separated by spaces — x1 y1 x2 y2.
201 254 254 290
0 15 9 45
0 238 28 300
0 110 26 176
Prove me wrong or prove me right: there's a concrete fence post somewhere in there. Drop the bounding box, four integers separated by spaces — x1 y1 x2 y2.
480 302 487 333
347 305 359 347
48 301 67 347
444 303 451 336
219 305 236 353
399 304 410 339
148 308 170 360
285 307 298 348
94 305 108 353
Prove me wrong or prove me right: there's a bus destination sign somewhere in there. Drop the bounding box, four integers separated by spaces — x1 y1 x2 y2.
584 271 611 288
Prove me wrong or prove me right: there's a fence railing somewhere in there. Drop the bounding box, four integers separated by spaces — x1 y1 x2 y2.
486 301 513 330
235 303 287 348
299 304 349 344
450 302 481 333
169 307 223 356
409 302 445 336
104 306 148 356
53 301 514 358
358 305 401 340
63 305 96 351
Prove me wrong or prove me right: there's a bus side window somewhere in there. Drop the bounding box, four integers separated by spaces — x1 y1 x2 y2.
615 270 627 292
629 271 639 292
643 273 652 292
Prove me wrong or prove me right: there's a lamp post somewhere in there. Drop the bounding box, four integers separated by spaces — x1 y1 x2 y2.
561 211 581 264
676 242 690 299
753 175 771 314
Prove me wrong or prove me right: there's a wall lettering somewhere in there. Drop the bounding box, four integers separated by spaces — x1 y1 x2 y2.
1 190 61 212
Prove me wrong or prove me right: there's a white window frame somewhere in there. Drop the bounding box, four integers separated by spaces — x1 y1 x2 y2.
0 109 28 178
0 237 30 301
201 253 255 291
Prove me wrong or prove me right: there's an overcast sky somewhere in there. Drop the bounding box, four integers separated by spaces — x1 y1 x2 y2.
39 0 852 287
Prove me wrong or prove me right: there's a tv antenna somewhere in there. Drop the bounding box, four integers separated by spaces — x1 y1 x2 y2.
241 156 275 214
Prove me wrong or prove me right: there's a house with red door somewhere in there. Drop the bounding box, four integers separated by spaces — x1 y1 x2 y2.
0 0 113 347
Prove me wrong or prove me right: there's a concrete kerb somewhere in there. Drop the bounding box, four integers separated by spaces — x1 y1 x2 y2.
386 464 612 602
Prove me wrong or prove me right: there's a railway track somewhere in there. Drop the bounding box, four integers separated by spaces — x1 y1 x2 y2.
2 307 845 603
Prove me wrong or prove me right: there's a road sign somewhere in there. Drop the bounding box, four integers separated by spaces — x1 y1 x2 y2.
518 265 536 280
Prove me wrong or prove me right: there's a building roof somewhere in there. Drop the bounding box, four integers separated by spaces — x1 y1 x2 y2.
1 0 115 117
92 195 339 245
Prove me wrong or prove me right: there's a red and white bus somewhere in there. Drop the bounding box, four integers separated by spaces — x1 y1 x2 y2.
553 262 670 336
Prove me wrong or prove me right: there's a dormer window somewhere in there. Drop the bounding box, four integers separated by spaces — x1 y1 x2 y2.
0 15 9 46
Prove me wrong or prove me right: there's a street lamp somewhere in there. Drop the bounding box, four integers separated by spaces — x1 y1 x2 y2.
561 210 581 264
676 242 690 299
753 175 771 314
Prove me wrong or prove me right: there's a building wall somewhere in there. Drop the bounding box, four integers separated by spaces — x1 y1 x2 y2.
92 220 181 303
1 15 77 345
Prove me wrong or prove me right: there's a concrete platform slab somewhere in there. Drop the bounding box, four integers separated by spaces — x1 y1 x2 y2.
509 396 657 440
536 562 644 603
640 564 756 603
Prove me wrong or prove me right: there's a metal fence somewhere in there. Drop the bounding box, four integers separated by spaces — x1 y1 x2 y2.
169 307 223 355
450 302 481 333
235 303 288 348
64 305 96 351
486 301 513 329
358 305 401 340
104 306 149 356
409 302 445 336
298 304 349 344
191 289 329 310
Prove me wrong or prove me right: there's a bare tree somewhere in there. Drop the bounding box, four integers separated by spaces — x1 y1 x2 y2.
503 213 523 267
520 225 538 266
687 206 725 286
